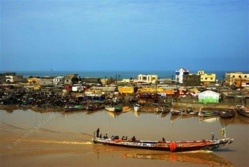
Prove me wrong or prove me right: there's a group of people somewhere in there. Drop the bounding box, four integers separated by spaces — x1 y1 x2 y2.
95 129 218 144
95 128 134 141
96 128 108 139
95 128 167 142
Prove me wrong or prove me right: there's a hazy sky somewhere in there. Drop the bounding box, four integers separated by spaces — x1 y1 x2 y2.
1 0 248 72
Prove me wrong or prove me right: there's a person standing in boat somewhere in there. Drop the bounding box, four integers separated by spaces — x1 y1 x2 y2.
96 128 100 137
211 132 215 140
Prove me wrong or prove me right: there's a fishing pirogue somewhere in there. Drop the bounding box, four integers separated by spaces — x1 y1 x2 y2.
92 129 234 152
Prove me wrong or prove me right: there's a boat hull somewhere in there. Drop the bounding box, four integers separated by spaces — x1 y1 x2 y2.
92 138 233 152
235 105 249 117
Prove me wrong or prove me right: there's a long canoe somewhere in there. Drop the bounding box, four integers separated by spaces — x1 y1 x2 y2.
92 136 234 152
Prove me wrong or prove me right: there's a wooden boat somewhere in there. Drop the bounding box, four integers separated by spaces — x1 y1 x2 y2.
122 106 132 112
105 105 123 112
198 109 219 117
161 107 170 114
235 105 249 118
220 109 236 119
133 104 140 112
170 108 182 115
105 106 115 112
92 132 234 152
86 103 104 111
64 105 85 112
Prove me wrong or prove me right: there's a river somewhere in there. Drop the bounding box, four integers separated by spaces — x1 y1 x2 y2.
0 108 248 167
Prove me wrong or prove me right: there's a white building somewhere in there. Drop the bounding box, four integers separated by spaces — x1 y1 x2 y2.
53 76 64 85
175 68 189 84
5 74 23 83
137 74 158 84
198 90 220 103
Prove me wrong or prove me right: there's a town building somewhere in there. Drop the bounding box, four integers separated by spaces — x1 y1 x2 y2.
197 71 216 85
5 74 23 83
175 68 189 84
198 90 220 103
81 77 102 86
53 76 64 85
27 77 41 84
39 77 54 86
0 72 23 83
137 74 158 84
183 74 200 86
64 74 79 85
225 72 249 88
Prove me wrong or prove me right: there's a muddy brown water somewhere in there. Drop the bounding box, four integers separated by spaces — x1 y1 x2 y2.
0 109 248 167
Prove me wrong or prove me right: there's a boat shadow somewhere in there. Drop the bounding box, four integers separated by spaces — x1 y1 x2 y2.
122 151 234 166
213 148 236 152
92 144 233 166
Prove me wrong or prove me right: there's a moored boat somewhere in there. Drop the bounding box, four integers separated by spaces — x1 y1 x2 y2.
170 108 182 115
235 105 249 117
134 104 140 112
87 102 104 111
198 109 219 117
105 105 123 112
220 109 236 119
64 104 85 112
92 129 234 152
105 106 115 112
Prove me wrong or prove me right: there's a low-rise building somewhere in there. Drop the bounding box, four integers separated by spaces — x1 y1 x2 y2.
137 74 158 84
64 74 79 85
27 77 41 84
198 90 220 103
225 72 249 88
82 77 102 86
39 77 54 86
175 68 189 84
183 74 200 86
197 71 216 85
53 76 64 85
2 72 23 83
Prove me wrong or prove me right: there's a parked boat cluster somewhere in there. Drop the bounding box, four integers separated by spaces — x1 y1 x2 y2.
0 75 249 119
145 105 248 120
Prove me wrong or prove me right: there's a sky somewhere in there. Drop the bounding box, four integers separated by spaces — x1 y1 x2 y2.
1 0 248 72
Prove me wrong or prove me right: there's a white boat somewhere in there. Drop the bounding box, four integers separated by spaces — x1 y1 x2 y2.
134 104 140 112
105 106 115 112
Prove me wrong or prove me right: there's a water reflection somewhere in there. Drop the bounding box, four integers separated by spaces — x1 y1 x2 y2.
133 110 140 117
170 115 180 123
105 111 121 118
123 152 233 166
219 117 236 126
160 112 169 119
235 115 249 124
2 108 249 125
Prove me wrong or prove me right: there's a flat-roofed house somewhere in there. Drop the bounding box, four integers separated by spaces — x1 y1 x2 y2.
225 72 249 88
137 74 158 84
